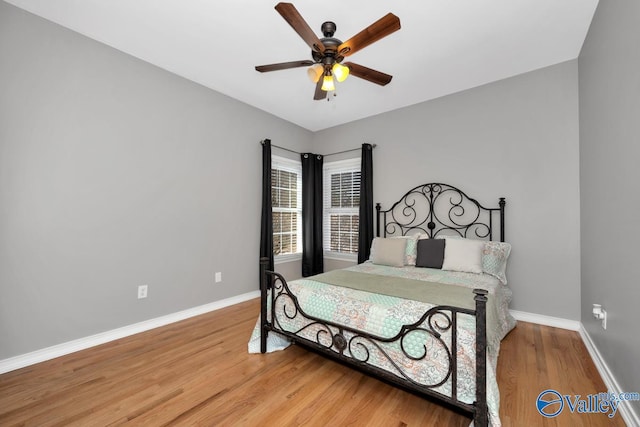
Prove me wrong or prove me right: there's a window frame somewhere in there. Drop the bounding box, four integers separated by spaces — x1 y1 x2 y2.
271 155 302 264
323 158 361 261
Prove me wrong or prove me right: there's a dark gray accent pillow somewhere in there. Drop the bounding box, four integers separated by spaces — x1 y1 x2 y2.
416 238 446 269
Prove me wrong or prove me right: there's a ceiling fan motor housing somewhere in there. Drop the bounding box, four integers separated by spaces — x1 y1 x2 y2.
312 22 344 65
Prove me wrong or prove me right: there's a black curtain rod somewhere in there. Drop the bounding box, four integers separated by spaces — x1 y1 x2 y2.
260 139 376 157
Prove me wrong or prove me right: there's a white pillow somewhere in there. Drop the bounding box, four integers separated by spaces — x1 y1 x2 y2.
441 237 484 274
436 235 511 283
370 237 407 267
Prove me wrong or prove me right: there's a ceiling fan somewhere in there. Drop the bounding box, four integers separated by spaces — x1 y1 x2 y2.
255 2 401 100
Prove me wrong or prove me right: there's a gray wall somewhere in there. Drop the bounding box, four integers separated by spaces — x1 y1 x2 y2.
314 61 581 319
579 0 640 399
0 2 312 359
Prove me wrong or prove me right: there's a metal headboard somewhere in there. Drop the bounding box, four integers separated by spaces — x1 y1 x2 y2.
376 183 505 242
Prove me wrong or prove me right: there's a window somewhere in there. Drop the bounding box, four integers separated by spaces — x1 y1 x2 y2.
323 158 361 259
272 156 302 260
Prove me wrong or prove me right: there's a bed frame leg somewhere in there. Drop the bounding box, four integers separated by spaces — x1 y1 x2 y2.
474 289 489 427
259 257 269 354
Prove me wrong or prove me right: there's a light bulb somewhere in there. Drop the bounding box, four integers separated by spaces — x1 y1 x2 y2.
321 74 335 91
332 63 350 82
307 64 323 83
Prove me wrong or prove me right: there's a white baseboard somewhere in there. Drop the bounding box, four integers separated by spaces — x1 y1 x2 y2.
579 326 640 427
0 290 260 375
510 309 581 331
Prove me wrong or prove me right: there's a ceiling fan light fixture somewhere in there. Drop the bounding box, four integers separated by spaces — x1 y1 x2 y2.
307 64 323 83
332 63 350 82
321 73 335 91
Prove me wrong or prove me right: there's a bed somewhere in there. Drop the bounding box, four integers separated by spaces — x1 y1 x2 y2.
251 183 516 427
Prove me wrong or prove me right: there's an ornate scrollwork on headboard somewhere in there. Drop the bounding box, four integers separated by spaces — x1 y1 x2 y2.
376 183 505 242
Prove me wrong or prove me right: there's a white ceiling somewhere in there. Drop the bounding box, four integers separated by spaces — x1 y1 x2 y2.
6 0 598 132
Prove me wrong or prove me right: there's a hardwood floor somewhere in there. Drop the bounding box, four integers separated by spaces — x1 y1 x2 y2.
0 298 626 426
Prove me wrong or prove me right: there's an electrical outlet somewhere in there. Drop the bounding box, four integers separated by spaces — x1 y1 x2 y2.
593 304 607 330
215 272 222 283
138 285 148 299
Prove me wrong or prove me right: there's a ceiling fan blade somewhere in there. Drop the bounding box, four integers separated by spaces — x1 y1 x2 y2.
313 78 327 100
275 2 325 54
338 13 400 57
255 60 314 72
344 62 393 86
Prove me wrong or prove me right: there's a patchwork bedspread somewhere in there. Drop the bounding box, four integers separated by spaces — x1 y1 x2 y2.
248 262 516 426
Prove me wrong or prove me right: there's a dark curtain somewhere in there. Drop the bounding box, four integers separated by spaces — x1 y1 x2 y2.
301 153 324 277
357 143 374 264
259 139 274 285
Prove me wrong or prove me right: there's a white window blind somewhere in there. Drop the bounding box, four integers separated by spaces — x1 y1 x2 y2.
272 156 302 258
323 158 361 259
